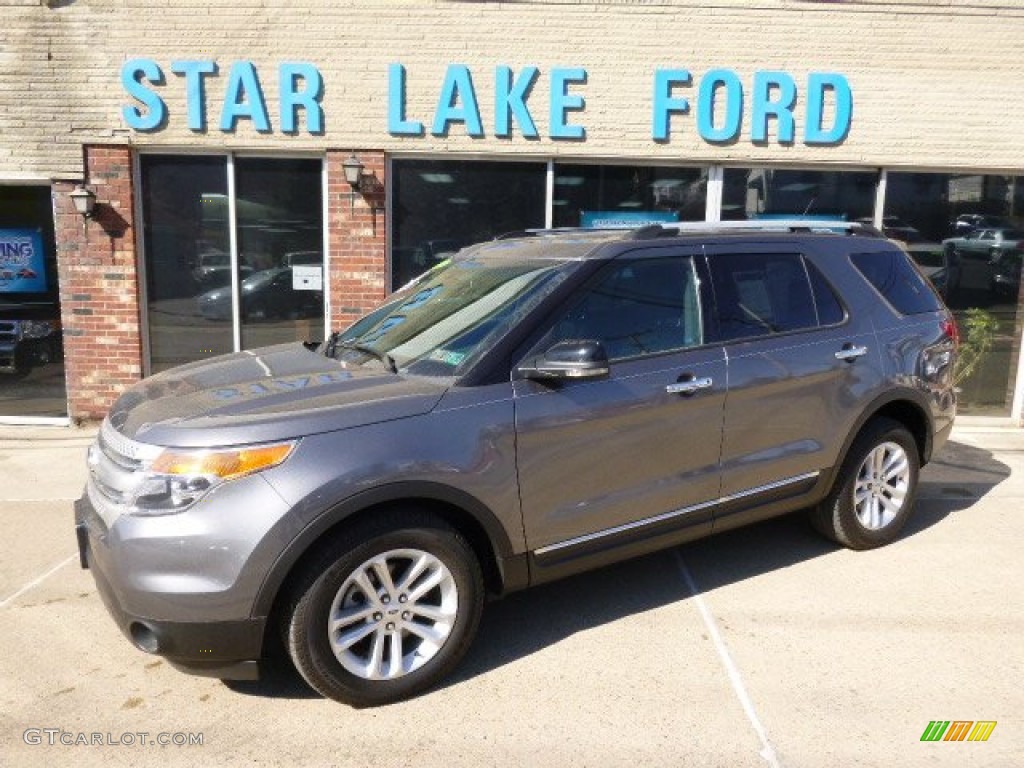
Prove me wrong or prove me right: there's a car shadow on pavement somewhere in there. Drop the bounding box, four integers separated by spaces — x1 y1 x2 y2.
453 440 1011 691
224 439 1009 702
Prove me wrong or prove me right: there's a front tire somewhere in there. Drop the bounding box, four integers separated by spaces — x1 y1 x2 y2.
810 418 920 550
285 511 484 707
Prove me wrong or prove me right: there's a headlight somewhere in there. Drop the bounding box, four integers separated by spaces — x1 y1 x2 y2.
129 441 296 513
21 320 54 339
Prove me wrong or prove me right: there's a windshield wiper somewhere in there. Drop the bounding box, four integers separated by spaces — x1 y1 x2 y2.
334 338 398 373
324 331 342 358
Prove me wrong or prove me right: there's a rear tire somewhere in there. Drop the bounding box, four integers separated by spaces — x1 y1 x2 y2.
284 510 484 707
810 418 920 550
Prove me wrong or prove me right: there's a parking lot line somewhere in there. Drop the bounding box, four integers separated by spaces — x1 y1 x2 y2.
676 550 782 768
0 553 76 609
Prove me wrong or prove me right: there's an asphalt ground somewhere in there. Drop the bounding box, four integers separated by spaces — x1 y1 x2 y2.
0 421 1021 767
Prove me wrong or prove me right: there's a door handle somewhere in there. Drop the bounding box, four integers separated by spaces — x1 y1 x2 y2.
835 345 869 361
666 377 713 395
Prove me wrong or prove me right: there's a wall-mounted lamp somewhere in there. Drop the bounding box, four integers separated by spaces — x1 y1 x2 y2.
69 184 97 219
342 153 365 212
340 153 384 234
70 184 97 236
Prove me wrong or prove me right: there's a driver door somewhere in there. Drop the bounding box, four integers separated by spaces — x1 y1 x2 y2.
513 249 726 579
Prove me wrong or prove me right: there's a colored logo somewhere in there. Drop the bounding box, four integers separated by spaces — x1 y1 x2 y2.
920 720 997 742
0 229 47 293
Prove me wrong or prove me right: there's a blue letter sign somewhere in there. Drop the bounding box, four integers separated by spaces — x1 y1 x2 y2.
121 58 167 132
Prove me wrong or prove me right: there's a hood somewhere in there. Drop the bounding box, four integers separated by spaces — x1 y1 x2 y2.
107 343 448 447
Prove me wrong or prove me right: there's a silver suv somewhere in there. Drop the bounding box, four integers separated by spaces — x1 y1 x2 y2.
75 221 957 707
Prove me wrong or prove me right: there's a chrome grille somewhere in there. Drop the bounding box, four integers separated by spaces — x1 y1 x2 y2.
99 418 159 464
88 419 162 522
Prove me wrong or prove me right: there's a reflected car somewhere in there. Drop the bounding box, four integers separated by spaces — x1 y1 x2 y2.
198 267 323 321
876 222 961 295
280 250 322 268
951 213 1010 235
0 304 62 379
989 245 1023 300
943 228 1024 262
192 250 254 288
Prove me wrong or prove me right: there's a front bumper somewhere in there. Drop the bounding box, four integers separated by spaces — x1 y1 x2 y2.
75 492 271 680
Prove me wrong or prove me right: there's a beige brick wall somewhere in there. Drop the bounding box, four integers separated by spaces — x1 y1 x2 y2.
1 0 1022 178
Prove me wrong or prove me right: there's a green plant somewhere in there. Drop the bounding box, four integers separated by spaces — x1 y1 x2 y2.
954 307 999 387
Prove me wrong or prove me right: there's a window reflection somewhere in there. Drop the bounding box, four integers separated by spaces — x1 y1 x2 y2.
143 156 325 374
235 158 324 350
722 168 875 222
391 160 546 290
886 172 1024 415
553 165 706 228
141 156 232 374
335 255 572 377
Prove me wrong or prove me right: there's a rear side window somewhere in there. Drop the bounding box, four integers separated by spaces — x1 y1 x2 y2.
851 250 941 315
708 252 841 341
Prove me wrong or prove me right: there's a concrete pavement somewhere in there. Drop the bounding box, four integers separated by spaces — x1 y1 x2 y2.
0 419 1021 767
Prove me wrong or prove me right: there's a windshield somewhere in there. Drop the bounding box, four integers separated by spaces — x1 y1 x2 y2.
330 255 575 376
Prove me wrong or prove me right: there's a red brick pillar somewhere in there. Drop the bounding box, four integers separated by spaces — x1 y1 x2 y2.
54 145 144 423
326 150 388 331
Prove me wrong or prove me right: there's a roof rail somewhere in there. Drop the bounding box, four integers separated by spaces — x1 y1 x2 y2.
630 220 884 239
493 226 638 240
495 220 885 242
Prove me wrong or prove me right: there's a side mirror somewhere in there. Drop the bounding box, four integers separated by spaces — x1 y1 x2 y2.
517 339 610 381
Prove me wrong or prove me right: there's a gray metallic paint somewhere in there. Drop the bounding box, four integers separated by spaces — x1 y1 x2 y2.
514 346 727 551
81 473 293 622
108 343 448 447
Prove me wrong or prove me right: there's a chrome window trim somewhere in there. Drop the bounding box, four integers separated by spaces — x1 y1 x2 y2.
533 470 820 556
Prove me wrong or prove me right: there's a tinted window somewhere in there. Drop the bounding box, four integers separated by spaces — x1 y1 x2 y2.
391 159 546 289
709 253 827 341
546 257 701 361
807 261 845 326
721 167 875 222
851 250 942 315
552 164 707 227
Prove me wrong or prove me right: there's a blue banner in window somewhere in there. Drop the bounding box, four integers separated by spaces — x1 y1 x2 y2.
0 229 47 293
580 210 679 229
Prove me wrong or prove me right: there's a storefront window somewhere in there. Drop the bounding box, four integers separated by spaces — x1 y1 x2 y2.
722 167 876 222
552 164 707 228
142 156 233 373
886 172 1024 415
0 186 66 418
391 159 546 289
141 155 324 374
235 158 324 351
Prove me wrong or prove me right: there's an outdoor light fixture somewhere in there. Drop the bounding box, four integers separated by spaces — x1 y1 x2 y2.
342 153 365 188
341 153 384 227
69 184 97 234
69 184 96 218
342 153 365 213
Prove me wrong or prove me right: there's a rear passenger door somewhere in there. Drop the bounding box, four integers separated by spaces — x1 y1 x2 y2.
705 244 883 531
